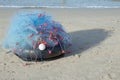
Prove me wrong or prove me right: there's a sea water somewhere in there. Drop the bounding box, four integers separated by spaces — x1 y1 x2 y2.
0 0 120 8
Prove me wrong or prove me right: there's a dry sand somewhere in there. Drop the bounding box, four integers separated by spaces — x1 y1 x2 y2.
0 8 120 80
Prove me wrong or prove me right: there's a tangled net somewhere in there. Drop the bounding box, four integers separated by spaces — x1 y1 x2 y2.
3 11 71 61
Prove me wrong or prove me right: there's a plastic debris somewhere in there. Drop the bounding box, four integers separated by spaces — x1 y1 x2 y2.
3 11 71 61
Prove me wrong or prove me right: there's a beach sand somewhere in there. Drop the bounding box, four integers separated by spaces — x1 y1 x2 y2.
0 8 120 80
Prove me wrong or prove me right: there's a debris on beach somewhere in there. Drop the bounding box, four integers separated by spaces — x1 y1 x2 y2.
3 11 71 61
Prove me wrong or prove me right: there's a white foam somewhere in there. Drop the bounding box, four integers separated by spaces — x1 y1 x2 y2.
0 5 120 8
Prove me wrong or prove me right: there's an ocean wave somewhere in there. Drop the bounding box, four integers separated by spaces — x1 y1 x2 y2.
1 0 120 8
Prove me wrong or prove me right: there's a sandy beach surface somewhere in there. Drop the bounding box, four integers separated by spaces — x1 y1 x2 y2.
0 8 120 80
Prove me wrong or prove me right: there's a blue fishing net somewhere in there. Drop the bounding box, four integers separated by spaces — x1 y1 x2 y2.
3 11 71 61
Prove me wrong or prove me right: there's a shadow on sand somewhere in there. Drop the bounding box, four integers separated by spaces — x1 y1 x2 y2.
64 28 111 57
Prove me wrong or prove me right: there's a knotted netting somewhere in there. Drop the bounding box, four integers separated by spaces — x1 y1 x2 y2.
3 11 71 61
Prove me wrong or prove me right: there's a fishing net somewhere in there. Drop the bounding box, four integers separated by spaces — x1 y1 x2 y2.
3 11 71 61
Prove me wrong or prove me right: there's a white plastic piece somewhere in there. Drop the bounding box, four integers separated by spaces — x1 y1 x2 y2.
38 43 46 51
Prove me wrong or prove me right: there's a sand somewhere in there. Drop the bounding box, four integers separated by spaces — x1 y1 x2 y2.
0 8 120 80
